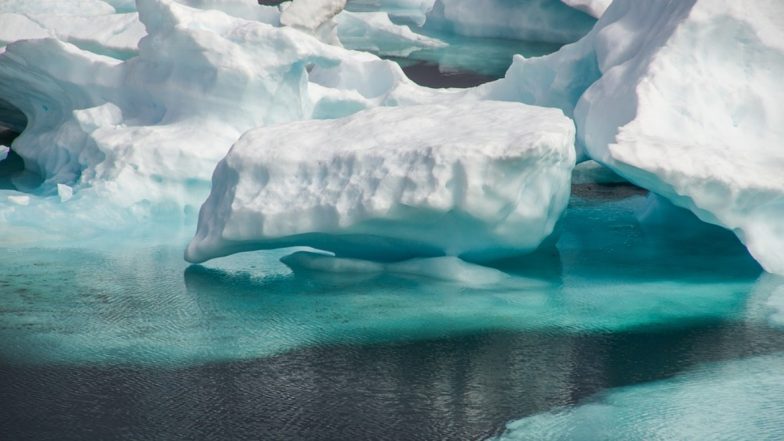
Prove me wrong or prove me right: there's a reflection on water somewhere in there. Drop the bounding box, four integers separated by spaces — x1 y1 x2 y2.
1 191 783 439
3 320 784 441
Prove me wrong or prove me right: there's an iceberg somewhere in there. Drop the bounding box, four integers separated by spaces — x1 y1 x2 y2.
480 0 784 275
0 0 433 240
0 1 145 57
185 101 575 263
335 10 446 57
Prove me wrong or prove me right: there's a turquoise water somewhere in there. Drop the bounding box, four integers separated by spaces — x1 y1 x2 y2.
2 185 784 439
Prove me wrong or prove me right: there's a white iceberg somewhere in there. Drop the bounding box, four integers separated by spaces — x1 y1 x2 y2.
0 1 145 57
479 0 784 275
0 0 434 241
335 10 446 57
280 0 347 44
186 101 575 263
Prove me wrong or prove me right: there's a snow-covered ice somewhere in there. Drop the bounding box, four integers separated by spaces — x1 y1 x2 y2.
477 0 784 275
0 0 435 241
186 101 575 263
560 0 609 18
335 11 446 57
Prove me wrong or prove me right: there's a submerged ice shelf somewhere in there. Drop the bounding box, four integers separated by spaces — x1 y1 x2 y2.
0 189 776 367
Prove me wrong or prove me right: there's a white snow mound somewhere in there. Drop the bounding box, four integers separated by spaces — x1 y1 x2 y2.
186 101 575 263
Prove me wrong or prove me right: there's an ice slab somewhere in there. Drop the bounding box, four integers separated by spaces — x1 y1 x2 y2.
186 101 575 263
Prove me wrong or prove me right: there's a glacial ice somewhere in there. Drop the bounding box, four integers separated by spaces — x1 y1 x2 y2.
1 0 782 278
575 0 784 275
0 1 145 57
335 11 446 57
475 0 784 275
280 0 346 44
425 0 596 44
559 0 609 18
0 0 433 241
280 251 509 285
185 101 575 263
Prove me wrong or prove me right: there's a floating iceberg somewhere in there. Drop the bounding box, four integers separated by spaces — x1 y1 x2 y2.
186 101 575 263
0 0 434 240
478 0 784 275
560 0 609 18
576 0 784 276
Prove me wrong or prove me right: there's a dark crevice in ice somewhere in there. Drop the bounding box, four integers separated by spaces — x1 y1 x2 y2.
0 100 42 192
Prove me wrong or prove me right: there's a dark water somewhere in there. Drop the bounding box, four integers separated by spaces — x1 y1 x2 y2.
4 319 783 441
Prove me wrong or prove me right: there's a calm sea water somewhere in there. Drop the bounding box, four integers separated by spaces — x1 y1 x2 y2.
2 186 783 440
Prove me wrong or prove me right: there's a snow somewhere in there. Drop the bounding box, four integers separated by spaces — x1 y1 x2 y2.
493 354 784 441
1 0 782 276
473 0 784 275
560 0 610 18
425 0 596 44
574 0 784 275
0 0 432 241
280 0 347 44
335 11 446 57
185 101 575 263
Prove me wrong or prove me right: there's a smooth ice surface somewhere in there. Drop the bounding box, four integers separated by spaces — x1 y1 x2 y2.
425 0 596 44
0 189 772 367
186 101 575 263
493 354 784 441
577 0 784 276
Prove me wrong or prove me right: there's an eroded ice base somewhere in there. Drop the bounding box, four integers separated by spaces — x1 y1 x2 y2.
0 190 777 367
